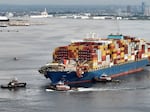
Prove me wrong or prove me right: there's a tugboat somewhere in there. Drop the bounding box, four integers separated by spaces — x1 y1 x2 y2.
1 78 26 89
55 81 71 91
47 81 71 91
93 74 112 82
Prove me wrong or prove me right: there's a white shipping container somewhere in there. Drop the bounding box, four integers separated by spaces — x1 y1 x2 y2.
139 43 142 50
115 42 119 49
124 54 128 60
143 53 148 58
131 55 135 60
97 49 102 62
128 44 132 55
145 44 148 52
106 55 110 63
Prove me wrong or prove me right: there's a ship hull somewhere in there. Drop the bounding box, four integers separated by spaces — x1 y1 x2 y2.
45 59 149 87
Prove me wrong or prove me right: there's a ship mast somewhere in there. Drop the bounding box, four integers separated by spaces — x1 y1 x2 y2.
116 19 120 34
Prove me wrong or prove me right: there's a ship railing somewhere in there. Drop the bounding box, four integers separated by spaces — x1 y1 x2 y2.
47 67 75 72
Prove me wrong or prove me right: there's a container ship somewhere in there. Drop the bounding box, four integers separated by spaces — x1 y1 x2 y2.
39 34 150 87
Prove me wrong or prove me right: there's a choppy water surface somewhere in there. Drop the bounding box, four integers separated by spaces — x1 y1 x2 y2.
0 18 150 112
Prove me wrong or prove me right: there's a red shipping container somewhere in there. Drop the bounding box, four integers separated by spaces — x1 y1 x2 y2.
102 56 106 61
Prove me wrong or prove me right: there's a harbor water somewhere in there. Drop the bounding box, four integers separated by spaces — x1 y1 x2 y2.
0 18 150 112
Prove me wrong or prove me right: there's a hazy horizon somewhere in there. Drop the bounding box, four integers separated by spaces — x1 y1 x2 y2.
0 0 150 6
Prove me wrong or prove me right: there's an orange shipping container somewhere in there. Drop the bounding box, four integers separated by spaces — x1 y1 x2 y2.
112 53 117 59
120 52 125 58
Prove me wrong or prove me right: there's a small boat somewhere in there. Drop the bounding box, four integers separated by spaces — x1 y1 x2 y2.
93 74 112 82
0 24 7 27
13 57 19 61
55 84 70 91
30 8 52 18
0 16 9 22
1 83 26 89
1 79 26 89
47 81 71 91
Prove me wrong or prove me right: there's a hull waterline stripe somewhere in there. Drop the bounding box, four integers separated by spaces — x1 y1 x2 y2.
110 68 143 78
65 80 91 85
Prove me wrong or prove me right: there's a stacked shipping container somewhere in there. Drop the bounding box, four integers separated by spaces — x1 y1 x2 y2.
53 35 150 70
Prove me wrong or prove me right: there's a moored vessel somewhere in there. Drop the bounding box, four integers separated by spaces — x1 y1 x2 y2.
0 16 9 22
39 34 150 87
30 8 52 18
